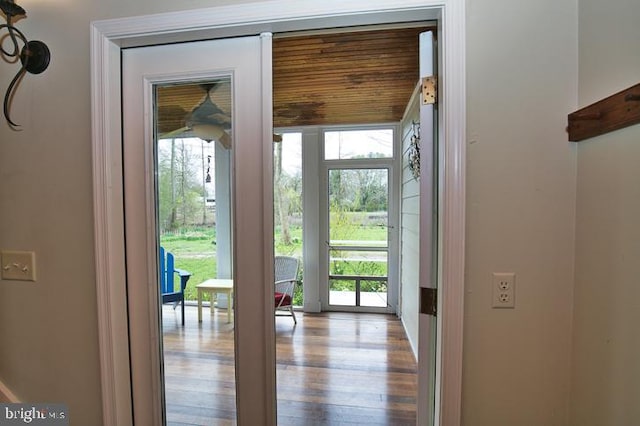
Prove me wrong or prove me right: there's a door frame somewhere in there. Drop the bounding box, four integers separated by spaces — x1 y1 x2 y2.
318 125 399 314
90 1 466 425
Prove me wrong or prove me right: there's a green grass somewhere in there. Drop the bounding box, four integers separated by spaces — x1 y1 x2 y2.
328 212 389 242
172 257 216 300
161 218 388 303
161 233 217 255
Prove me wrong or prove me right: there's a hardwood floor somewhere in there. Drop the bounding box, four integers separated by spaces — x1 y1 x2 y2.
162 305 417 425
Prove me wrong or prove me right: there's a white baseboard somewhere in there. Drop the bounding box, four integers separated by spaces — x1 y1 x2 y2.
401 316 419 362
303 301 321 313
0 378 19 403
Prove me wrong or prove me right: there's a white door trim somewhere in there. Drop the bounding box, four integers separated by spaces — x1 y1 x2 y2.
90 1 465 425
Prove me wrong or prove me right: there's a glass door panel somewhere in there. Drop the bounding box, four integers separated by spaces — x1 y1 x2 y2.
123 34 271 425
324 129 394 160
327 168 389 308
328 248 388 307
273 132 303 305
155 78 236 424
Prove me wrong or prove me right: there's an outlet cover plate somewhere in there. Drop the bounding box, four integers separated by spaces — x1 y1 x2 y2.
1 250 37 281
492 272 515 308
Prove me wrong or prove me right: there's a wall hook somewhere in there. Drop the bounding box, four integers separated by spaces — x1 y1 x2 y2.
568 111 602 121
567 82 640 142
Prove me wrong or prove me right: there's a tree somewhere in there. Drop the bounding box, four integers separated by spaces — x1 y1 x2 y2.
354 168 387 212
329 167 387 213
157 138 207 232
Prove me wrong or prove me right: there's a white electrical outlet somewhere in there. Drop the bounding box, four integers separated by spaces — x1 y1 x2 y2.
1 250 37 281
492 272 515 308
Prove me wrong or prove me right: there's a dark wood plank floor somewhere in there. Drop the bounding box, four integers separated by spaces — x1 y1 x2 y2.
162 305 417 425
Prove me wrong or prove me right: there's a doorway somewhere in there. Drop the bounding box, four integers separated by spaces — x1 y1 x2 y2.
91 2 466 425
327 166 391 309
319 128 397 312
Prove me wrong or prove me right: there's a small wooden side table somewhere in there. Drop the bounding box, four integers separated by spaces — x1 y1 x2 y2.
196 279 234 323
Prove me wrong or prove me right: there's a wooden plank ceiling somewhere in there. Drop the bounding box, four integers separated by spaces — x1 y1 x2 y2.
273 27 428 127
156 26 430 134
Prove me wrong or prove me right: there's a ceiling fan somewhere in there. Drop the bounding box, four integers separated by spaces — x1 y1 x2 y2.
158 83 232 148
158 83 282 146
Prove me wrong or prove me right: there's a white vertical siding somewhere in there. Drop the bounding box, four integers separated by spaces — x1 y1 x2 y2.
399 86 421 356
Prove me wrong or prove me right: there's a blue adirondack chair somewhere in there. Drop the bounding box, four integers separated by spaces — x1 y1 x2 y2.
159 246 191 325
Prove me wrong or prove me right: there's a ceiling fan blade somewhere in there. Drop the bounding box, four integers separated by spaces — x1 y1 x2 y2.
218 132 232 149
159 126 189 139
159 125 279 147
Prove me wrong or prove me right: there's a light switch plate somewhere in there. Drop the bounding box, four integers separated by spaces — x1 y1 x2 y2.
1 250 37 281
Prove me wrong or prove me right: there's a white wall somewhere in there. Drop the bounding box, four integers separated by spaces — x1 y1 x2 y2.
400 88 421 355
570 1 640 424
464 0 578 424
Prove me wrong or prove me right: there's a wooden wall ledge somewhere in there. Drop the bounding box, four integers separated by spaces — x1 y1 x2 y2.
567 82 640 142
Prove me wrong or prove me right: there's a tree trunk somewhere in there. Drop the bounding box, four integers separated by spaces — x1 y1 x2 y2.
201 142 207 225
169 139 177 230
274 141 291 245
180 140 187 226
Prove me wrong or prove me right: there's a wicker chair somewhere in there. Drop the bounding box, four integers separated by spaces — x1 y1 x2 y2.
274 256 299 324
